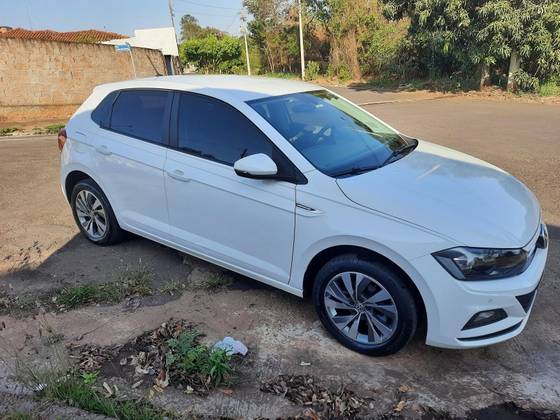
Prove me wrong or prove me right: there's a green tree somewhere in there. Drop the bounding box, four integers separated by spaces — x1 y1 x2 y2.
382 0 560 90
308 0 405 80
180 34 243 74
180 14 223 41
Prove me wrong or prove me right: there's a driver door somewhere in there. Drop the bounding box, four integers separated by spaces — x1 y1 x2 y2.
164 92 298 284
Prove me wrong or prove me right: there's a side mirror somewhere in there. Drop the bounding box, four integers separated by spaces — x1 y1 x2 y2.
234 153 278 179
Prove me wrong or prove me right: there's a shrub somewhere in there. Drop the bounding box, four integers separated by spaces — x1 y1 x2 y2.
166 329 234 388
512 70 539 93
306 61 321 80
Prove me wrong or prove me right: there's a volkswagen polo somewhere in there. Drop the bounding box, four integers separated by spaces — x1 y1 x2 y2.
59 76 548 355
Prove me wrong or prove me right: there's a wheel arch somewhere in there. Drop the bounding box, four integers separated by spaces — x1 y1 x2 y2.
64 170 93 202
302 244 428 332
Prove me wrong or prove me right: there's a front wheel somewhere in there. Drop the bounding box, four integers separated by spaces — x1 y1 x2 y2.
313 254 418 356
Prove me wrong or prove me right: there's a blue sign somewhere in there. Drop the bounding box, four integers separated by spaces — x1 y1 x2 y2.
114 44 131 52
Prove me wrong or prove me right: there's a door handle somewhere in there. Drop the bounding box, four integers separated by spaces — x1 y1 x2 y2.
167 169 191 182
95 145 112 155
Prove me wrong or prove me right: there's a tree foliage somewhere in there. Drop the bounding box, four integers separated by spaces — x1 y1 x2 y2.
382 0 560 88
180 14 224 41
180 34 243 74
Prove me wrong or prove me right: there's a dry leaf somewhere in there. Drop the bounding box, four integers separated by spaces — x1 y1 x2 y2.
132 380 143 389
394 399 407 412
399 384 410 393
155 370 169 389
103 382 113 396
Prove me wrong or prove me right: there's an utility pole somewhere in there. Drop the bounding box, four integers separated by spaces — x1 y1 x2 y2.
241 12 251 76
125 42 137 78
168 0 179 75
297 0 305 80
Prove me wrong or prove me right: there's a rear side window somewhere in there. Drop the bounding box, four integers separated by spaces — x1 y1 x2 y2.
91 91 117 128
177 92 272 165
110 90 169 144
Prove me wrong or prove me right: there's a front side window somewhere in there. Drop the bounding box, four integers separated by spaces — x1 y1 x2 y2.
110 90 169 144
248 90 415 177
177 93 272 165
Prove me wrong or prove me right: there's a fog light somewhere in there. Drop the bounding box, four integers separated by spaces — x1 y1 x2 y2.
462 309 507 330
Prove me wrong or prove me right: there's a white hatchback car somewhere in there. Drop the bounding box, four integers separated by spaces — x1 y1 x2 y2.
59 75 548 356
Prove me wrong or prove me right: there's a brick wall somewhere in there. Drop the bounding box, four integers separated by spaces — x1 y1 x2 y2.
0 38 167 125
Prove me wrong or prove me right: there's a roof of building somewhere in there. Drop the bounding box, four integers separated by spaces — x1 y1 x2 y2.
95 75 322 102
0 28 126 43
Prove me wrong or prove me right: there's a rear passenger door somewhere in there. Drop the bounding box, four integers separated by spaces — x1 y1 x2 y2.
164 92 298 284
91 89 172 238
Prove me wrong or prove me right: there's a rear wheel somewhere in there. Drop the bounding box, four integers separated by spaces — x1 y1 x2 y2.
313 254 417 356
71 179 124 245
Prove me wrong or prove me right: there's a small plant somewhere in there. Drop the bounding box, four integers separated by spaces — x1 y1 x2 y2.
3 411 33 420
538 81 560 97
81 370 99 385
58 284 99 308
45 376 168 419
165 329 234 388
44 123 65 134
327 64 351 82
512 70 539 93
159 279 183 296
306 61 321 80
0 127 18 136
203 274 232 290
117 266 154 296
57 266 153 310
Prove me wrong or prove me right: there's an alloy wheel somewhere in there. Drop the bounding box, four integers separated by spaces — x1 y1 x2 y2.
323 271 398 345
75 190 107 240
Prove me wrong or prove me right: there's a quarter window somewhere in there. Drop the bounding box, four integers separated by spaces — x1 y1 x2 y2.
177 93 272 165
91 91 117 128
110 90 169 144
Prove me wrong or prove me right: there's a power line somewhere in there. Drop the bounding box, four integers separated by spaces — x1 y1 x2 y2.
175 0 241 11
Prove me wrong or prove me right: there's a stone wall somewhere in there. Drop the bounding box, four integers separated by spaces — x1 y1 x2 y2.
0 38 167 125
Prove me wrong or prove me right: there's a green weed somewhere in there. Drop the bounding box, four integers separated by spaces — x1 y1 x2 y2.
165 329 234 388
0 127 18 136
81 370 99 385
202 274 232 290
45 376 167 420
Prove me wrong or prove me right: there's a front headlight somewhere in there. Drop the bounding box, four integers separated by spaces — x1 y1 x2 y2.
433 246 530 280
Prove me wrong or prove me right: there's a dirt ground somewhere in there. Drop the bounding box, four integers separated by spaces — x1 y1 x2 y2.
0 88 559 419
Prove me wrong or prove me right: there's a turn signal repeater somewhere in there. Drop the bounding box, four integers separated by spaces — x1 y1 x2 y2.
57 127 67 151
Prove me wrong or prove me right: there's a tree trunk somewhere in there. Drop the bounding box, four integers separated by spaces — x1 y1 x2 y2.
479 63 490 90
507 50 521 91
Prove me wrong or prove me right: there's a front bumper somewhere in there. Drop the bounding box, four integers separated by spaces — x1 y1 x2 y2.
411 234 548 349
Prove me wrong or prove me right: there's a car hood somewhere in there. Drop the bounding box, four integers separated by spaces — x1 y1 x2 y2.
336 140 540 248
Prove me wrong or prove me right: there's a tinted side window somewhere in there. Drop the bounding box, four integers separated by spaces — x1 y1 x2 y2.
177 93 272 165
91 91 117 128
110 90 169 144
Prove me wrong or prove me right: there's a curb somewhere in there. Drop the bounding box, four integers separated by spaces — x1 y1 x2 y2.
357 93 459 106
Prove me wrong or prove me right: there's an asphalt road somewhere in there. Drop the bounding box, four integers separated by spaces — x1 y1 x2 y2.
0 91 559 417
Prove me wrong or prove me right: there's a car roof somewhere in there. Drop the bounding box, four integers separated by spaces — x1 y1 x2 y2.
94 75 323 103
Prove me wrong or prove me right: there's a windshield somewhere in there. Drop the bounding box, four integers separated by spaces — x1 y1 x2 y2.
248 90 415 177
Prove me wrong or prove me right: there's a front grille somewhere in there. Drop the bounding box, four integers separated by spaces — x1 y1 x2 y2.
516 289 537 312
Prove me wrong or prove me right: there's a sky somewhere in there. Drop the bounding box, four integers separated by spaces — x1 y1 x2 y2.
0 0 245 38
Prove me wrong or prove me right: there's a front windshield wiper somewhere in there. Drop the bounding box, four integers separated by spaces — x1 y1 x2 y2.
331 139 418 178
331 164 381 178
380 140 418 167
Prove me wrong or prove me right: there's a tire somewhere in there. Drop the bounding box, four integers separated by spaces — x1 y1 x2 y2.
70 178 124 246
312 254 417 356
